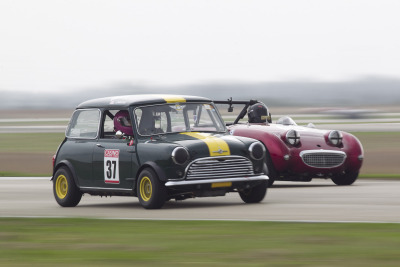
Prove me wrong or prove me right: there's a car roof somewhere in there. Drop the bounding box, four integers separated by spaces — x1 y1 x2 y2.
76 94 211 109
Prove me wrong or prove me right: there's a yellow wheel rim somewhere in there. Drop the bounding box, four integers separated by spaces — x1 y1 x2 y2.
55 175 68 199
140 176 152 202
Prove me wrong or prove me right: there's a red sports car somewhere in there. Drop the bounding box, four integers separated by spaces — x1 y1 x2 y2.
215 99 364 186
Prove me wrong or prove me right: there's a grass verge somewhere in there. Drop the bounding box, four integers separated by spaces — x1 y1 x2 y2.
0 172 51 177
1 218 400 266
359 174 400 179
0 133 65 153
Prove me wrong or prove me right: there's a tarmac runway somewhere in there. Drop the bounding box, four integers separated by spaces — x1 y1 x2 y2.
1 178 399 223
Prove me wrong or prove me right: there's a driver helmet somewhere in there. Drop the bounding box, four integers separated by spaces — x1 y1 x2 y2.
114 110 133 135
248 102 271 123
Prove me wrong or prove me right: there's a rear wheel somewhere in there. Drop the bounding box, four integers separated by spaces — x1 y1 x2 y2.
137 168 167 209
239 181 268 203
331 171 358 185
53 167 82 207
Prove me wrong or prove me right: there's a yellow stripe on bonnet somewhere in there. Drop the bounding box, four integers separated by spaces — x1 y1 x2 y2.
180 132 230 157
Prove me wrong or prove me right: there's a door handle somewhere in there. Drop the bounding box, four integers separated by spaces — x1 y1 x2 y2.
96 144 104 148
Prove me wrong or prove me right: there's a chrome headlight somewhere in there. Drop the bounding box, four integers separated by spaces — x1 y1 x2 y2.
328 130 343 146
249 142 265 160
171 147 189 165
285 129 300 146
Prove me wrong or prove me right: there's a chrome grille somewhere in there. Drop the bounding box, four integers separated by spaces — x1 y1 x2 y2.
300 150 346 168
186 156 255 180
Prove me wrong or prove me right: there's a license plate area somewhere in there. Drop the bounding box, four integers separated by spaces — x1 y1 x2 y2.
211 182 232 188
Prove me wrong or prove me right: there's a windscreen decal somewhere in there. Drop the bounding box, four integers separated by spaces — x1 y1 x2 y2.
161 95 186 103
104 149 120 184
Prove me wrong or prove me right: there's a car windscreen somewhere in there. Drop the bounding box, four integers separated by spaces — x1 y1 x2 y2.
134 103 226 136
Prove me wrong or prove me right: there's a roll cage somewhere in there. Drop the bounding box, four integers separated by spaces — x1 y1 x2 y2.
214 98 260 125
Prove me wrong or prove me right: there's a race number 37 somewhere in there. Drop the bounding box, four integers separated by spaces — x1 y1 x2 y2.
104 149 120 184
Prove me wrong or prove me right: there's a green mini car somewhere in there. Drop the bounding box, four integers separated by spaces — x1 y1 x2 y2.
52 94 269 209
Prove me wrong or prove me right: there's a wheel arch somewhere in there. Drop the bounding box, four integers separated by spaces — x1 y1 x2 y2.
259 141 279 186
52 160 80 188
136 161 167 183
342 132 364 156
257 133 290 173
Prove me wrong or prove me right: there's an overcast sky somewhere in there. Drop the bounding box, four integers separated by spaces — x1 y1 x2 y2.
1 0 400 93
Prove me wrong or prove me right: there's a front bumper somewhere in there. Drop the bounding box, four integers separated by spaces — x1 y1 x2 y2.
165 175 269 187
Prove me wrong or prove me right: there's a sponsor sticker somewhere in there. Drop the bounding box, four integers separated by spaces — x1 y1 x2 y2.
162 96 186 103
109 97 127 105
174 104 184 111
104 149 120 184
203 104 212 110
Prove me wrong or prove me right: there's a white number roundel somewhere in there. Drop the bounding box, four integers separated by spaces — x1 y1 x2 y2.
104 149 120 184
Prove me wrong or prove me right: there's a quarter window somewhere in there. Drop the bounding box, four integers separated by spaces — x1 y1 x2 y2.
66 109 100 139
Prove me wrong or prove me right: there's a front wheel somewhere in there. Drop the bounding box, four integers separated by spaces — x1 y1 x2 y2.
264 150 277 187
239 181 268 203
331 171 359 186
53 167 82 207
137 168 167 209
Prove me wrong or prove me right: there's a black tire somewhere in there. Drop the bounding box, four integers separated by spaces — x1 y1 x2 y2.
264 149 277 187
53 166 82 207
239 181 268 203
331 171 359 186
137 168 167 209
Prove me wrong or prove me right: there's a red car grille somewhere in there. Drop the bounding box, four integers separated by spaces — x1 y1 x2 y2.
300 150 346 168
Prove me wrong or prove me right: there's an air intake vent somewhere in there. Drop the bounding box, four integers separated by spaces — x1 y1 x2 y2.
186 156 255 180
300 150 346 168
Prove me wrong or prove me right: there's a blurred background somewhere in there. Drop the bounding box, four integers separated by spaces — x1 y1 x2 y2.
0 0 399 177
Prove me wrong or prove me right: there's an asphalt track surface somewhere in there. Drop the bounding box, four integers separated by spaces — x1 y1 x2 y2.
1 178 399 223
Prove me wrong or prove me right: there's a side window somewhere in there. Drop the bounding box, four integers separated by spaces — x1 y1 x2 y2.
101 109 133 138
66 109 100 139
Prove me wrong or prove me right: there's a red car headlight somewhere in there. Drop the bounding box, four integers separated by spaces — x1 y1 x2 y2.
327 130 343 146
284 129 300 146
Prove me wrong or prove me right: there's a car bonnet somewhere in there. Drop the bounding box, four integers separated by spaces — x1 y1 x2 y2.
161 132 250 158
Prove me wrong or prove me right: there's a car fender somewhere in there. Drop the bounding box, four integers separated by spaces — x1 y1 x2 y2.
137 161 168 183
232 128 290 172
342 132 364 170
259 132 292 172
52 160 81 188
342 132 364 155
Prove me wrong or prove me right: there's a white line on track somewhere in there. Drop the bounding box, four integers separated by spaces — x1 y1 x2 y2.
0 215 399 224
